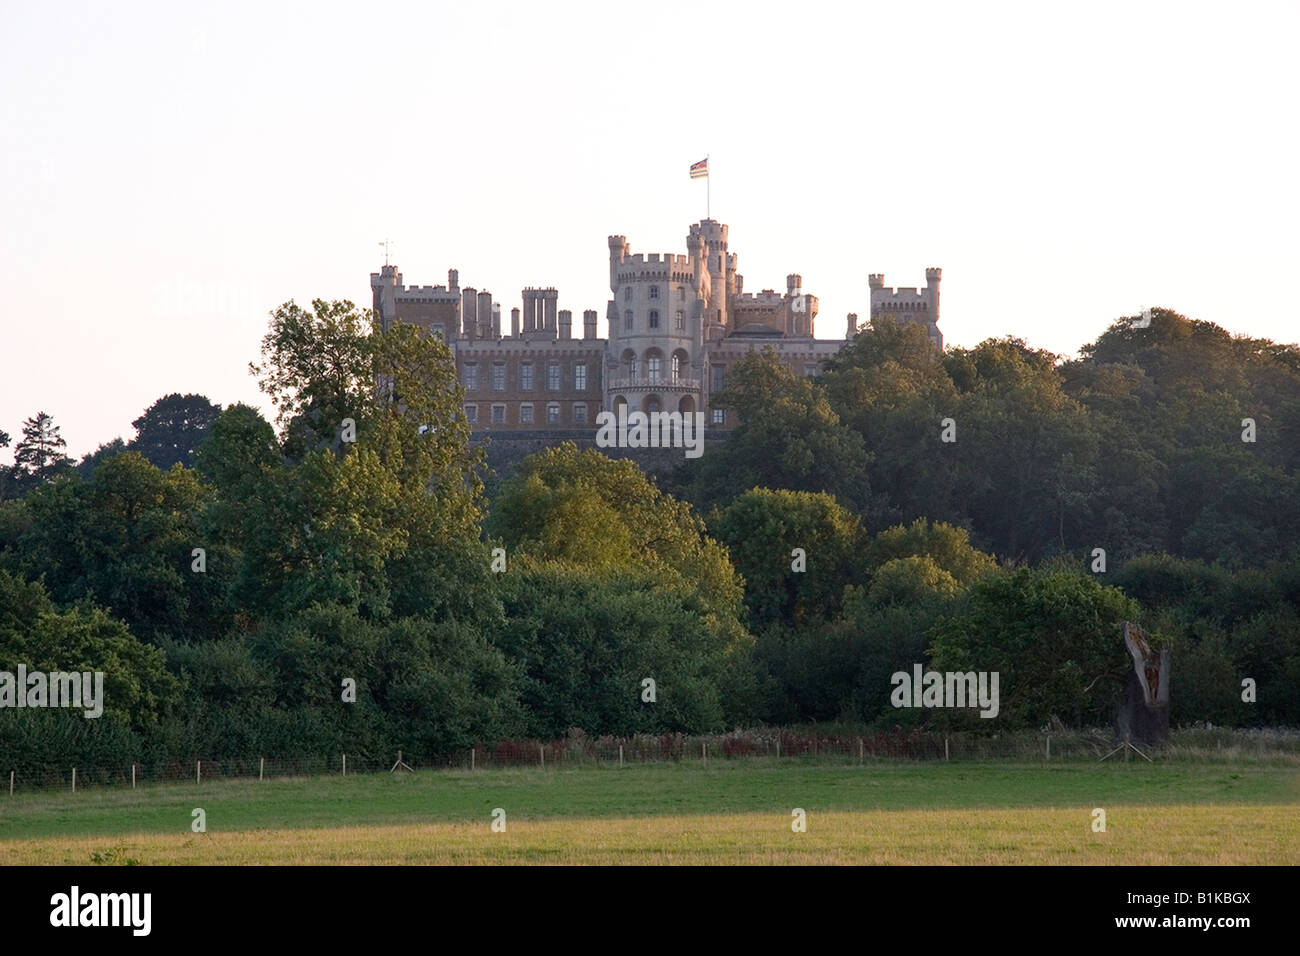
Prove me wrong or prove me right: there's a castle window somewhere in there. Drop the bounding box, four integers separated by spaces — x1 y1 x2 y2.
491 362 506 391
464 405 478 423
675 311 684 330
649 310 659 329
520 404 534 424
649 285 659 300
624 286 633 302
574 363 587 391
711 366 725 392
546 403 561 424
624 310 633 330
463 363 479 392
671 354 681 382
647 356 661 383
491 405 506 425
547 363 561 391
628 356 637 377
679 287 685 301
712 408 725 426
573 403 588 425
520 363 534 391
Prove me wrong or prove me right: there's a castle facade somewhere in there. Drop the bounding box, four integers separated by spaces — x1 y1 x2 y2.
370 220 942 436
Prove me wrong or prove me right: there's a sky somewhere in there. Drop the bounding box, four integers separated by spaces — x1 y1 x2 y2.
2 0 1297 459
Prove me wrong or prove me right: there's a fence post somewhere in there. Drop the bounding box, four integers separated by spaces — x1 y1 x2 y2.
539 744 544 769
858 738 864 764
1046 736 1051 761
702 742 707 765
71 768 76 793
259 757 264 782
131 764 135 790
471 748 475 772
8 770 12 796
342 754 347 776
619 744 624 768
944 737 949 761
776 737 780 759
197 760 201 785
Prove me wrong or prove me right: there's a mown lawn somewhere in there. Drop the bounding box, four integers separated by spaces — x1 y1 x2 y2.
2 760 1297 864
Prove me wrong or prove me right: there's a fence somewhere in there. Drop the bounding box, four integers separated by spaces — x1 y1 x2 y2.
6 726 1299 795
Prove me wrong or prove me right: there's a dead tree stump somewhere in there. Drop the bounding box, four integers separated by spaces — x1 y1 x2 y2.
1115 621 1170 746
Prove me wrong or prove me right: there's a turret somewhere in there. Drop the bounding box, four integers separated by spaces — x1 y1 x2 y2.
608 235 628 294
583 309 598 339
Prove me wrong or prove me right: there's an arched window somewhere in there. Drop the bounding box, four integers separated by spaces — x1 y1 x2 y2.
671 354 681 382
624 310 633 330
647 355 661 383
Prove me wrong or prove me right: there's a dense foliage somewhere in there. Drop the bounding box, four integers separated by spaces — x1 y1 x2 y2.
1 303 1297 771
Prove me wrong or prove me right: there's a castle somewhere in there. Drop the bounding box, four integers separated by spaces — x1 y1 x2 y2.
370 220 942 438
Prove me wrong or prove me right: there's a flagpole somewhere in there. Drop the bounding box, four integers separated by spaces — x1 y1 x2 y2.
706 154 710 220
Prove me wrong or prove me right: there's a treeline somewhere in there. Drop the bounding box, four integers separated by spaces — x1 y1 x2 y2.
1 303 1297 772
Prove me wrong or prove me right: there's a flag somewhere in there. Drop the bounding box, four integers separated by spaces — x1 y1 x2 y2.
689 158 708 180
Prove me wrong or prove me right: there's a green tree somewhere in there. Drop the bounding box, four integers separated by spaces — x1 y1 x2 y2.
930 568 1143 728
711 488 867 631
9 411 73 495
674 348 875 515
129 393 222 470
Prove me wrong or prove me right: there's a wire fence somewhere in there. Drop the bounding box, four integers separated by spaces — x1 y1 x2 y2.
6 726 1299 796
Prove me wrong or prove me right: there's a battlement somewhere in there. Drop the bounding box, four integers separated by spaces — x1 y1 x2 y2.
619 253 690 268
925 267 942 282
733 290 787 305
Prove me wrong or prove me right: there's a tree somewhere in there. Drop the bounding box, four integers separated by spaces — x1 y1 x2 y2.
489 442 745 628
930 568 1144 728
711 488 867 632
129 393 221 470
674 348 875 515
0 452 229 643
9 411 73 494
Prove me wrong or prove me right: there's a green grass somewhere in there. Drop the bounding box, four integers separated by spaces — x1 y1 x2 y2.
2 759 1297 842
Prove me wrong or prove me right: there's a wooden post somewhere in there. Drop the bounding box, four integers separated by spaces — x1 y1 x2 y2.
470 748 475 771
619 744 624 768
1046 736 1051 761
702 742 707 765
131 764 135 789
776 737 780 759
197 760 201 785
8 770 13 797
858 738 864 764
944 737 950 761
259 757 264 782
342 754 347 776
539 744 544 769
71 768 76 793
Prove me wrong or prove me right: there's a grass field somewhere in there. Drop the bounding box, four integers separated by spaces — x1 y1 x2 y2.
2 759 1298 864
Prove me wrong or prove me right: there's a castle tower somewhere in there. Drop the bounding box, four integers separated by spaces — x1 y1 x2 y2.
370 264 402 331
868 271 943 349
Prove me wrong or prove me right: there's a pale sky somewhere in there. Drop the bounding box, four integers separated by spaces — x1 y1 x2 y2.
2 0 1297 459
